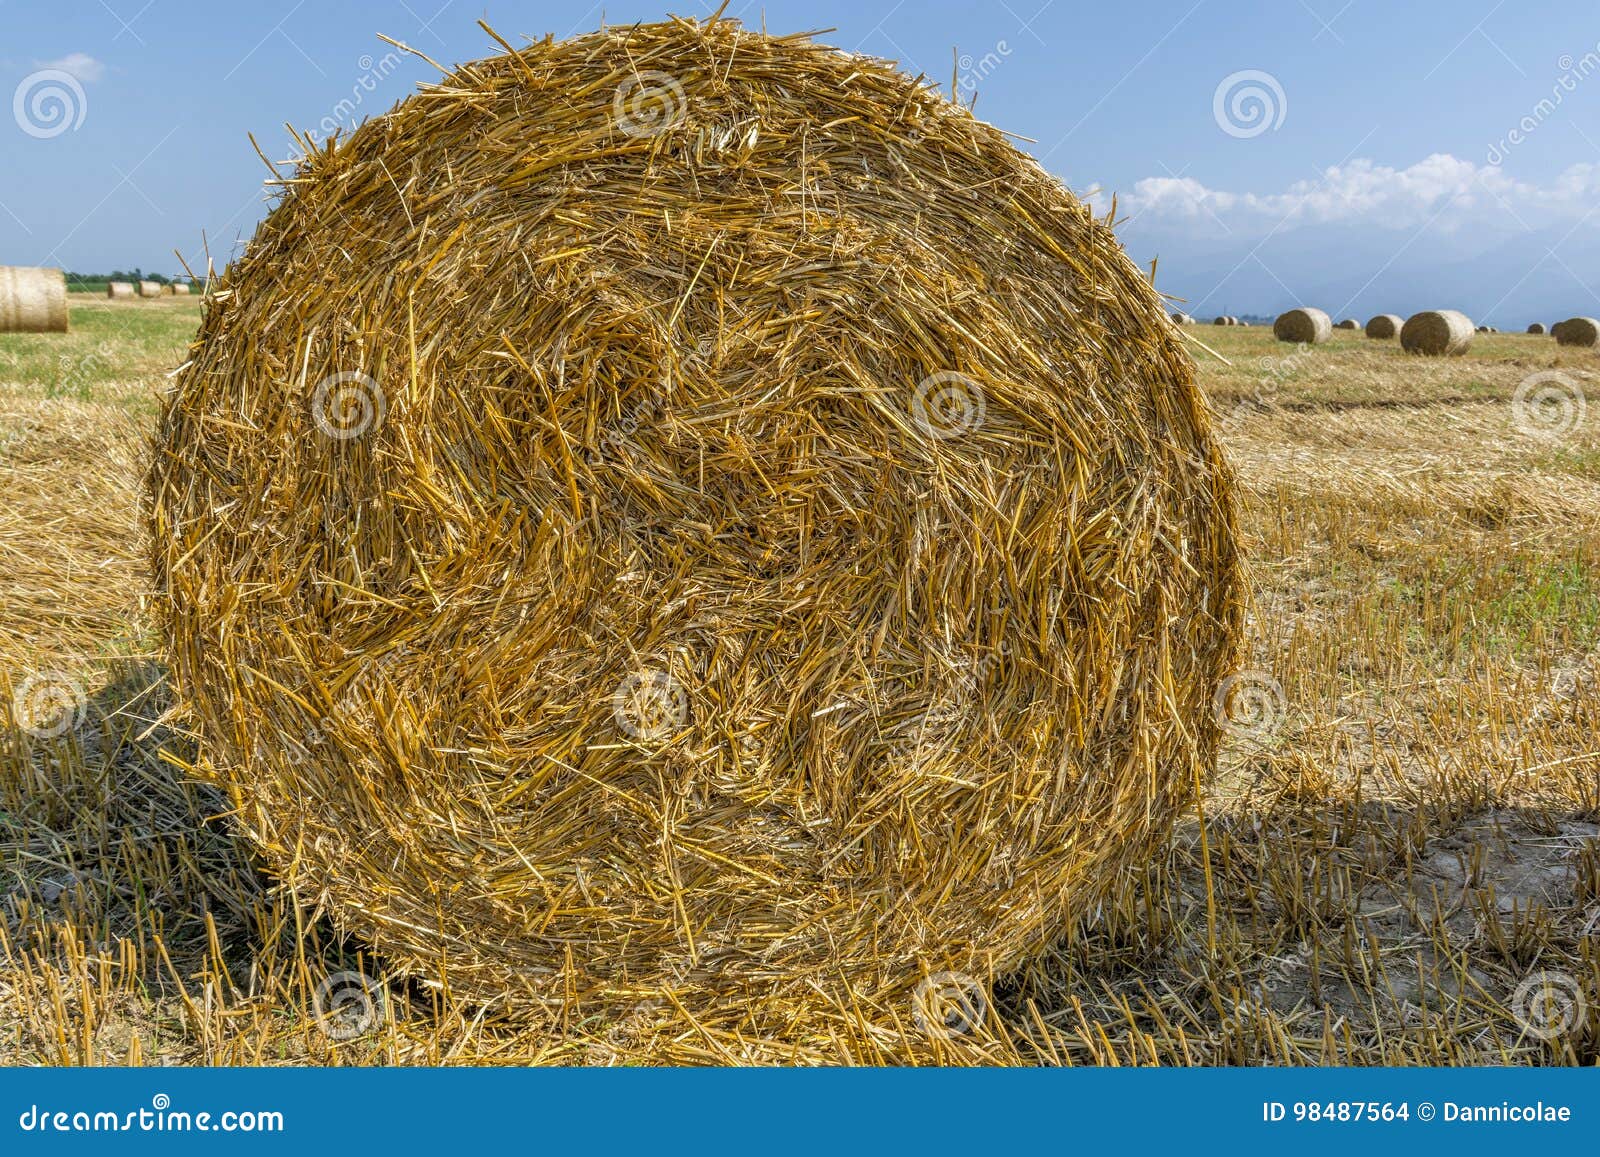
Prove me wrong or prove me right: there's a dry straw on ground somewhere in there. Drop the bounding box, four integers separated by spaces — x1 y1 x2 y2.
0 265 68 333
1366 314 1402 339
1401 310 1474 356
136 280 162 298
1555 317 1599 348
1272 307 1332 345
107 281 136 300
147 15 1244 1046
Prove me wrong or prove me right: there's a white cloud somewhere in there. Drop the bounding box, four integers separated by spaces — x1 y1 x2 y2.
35 53 106 83
1112 154 1600 236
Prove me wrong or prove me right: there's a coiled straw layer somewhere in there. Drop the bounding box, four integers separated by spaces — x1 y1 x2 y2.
148 17 1243 1046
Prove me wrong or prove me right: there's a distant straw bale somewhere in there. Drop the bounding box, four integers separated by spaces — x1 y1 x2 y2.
1273 308 1332 344
1401 310 1474 356
1365 314 1402 339
0 266 68 333
1554 317 1599 347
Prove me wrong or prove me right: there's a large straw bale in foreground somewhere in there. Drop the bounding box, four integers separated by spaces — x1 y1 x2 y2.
1366 314 1402 339
1555 317 1599 347
0 266 68 333
1273 307 1332 344
148 18 1243 1033
1401 310 1474 356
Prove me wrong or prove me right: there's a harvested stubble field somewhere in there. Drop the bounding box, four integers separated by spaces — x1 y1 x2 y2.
1 299 1597 1065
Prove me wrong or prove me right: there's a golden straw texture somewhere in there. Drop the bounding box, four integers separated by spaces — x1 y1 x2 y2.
136 280 162 298
148 17 1243 1040
0 265 68 333
107 281 136 299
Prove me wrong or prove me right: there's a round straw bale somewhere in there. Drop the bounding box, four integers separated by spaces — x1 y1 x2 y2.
147 18 1243 1034
0 266 68 334
1527 322 1547 334
165 281 191 296
107 281 135 299
1555 317 1599 347
1365 314 1402 339
1213 315 1229 325
1400 310 1474 356
1170 311 1192 324
136 280 162 298
1335 318 1359 330
1272 307 1332 344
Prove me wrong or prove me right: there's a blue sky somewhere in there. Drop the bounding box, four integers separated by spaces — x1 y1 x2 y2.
2 0 1598 323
